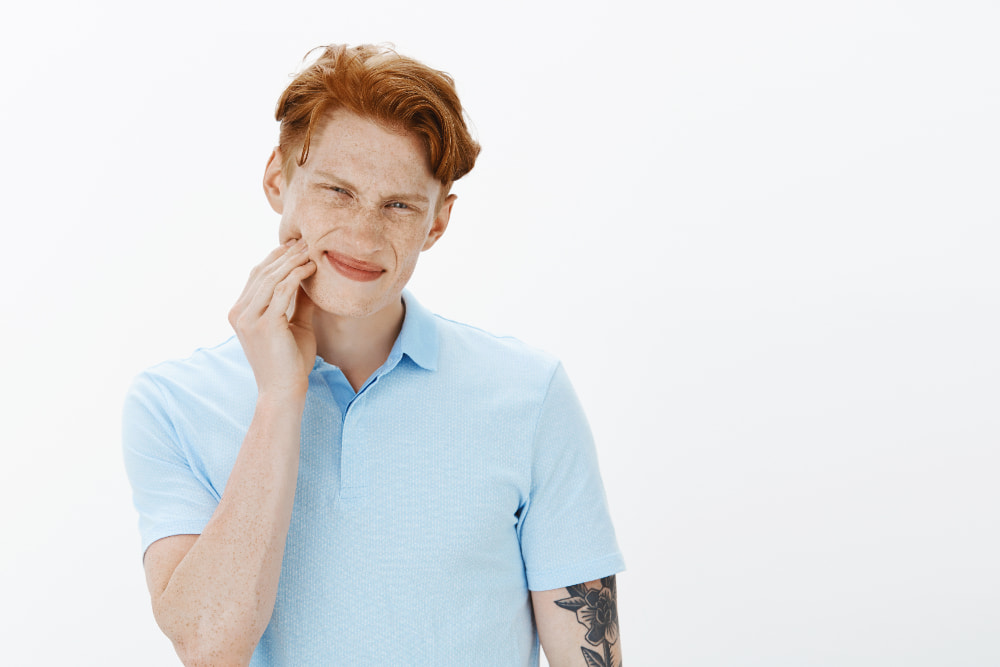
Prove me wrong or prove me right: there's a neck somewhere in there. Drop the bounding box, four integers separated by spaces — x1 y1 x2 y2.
312 297 405 392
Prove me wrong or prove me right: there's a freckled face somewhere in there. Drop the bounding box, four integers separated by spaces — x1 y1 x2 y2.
264 108 454 319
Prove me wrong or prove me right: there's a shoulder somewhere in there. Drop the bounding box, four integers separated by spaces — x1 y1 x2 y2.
125 335 253 409
431 313 562 388
122 335 257 465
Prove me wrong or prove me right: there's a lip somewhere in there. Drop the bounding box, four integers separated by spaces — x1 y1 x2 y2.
324 250 385 282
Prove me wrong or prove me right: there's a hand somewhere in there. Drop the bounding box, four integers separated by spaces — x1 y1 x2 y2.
228 239 318 399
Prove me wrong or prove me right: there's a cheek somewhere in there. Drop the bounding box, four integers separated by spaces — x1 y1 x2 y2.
277 199 334 241
396 216 435 245
395 229 432 271
276 197 303 240
277 215 296 241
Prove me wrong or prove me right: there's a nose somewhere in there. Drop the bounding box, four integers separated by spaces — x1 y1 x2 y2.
342 205 385 256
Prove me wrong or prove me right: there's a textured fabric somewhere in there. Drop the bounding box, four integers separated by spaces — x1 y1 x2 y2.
122 290 625 666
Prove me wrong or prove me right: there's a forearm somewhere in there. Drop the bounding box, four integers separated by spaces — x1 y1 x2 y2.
155 392 306 665
533 576 622 667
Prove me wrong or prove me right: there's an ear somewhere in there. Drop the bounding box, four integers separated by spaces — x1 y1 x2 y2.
422 194 456 251
263 148 286 214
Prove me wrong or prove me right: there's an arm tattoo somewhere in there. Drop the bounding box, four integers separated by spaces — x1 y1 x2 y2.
554 575 620 667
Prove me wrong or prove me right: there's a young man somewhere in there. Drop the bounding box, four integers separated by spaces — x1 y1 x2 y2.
123 44 624 666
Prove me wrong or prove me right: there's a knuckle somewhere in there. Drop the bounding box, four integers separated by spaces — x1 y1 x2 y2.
260 266 281 284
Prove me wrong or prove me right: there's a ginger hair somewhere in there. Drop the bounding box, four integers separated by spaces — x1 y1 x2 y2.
275 44 480 191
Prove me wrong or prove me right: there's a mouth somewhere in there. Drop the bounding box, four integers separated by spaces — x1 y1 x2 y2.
324 250 385 283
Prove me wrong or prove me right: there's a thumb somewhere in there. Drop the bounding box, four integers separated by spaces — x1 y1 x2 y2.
289 285 316 330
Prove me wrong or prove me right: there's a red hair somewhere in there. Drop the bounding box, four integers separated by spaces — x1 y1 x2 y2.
275 44 480 189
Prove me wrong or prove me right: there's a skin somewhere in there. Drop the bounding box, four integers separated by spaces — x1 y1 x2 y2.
532 576 623 667
262 106 455 391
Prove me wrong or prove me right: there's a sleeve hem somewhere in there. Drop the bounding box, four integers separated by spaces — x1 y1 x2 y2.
526 552 626 592
140 521 210 559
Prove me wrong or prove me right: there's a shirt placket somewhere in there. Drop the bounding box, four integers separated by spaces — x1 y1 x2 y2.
338 374 380 505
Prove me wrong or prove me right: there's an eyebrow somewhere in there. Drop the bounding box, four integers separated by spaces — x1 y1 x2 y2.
313 170 430 204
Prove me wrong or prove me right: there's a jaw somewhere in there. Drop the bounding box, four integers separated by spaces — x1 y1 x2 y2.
302 268 405 323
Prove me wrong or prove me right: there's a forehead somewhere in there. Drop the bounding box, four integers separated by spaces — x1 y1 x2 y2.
296 108 436 191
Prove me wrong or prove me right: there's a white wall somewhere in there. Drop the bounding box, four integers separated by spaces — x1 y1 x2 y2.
1 1 998 664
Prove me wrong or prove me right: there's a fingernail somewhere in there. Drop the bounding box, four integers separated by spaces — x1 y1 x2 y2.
284 239 296 247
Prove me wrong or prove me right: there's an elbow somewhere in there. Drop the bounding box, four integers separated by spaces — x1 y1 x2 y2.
172 634 255 667
153 602 256 667
178 647 252 667
173 640 208 667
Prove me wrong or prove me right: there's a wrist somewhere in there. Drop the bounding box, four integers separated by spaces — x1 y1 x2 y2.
256 385 309 410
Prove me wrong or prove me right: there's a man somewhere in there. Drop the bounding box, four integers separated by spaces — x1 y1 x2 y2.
122 44 624 666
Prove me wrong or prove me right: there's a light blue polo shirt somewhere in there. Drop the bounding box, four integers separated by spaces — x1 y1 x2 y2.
122 290 625 666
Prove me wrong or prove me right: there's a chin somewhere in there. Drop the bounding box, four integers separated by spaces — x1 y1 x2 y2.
303 276 398 320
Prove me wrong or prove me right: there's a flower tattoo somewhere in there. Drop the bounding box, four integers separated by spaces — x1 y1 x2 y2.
554 575 620 667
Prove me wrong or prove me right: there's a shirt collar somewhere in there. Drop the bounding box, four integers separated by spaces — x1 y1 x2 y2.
310 289 439 377
390 289 439 372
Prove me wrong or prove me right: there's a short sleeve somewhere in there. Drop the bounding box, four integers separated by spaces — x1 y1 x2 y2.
121 371 218 559
517 362 625 591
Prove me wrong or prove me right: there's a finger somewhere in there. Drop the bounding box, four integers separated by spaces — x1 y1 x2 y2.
255 240 308 285
250 241 300 283
264 261 317 321
251 243 310 311
232 241 304 314
244 244 311 320
289 282 316 329
261 262 315 323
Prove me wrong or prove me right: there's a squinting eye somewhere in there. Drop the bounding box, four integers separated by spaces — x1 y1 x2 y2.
387 202 409 210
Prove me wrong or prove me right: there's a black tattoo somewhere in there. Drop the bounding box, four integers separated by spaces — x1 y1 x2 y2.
554 575 620 667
